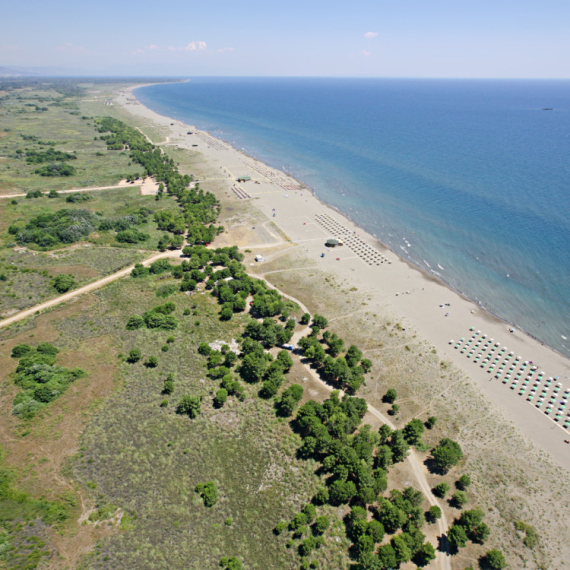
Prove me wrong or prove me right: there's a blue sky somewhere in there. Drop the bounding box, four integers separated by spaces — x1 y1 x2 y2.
2 0 569 77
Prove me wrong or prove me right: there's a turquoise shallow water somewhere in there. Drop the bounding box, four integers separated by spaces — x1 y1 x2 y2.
136 78 570 356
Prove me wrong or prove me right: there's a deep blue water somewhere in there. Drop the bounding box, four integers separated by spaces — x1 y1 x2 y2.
136 78 570 355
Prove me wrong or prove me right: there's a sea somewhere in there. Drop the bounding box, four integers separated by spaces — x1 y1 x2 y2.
136 78 570 357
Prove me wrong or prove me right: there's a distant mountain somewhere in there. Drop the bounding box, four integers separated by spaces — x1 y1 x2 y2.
0 65 88 77
0 66 38 77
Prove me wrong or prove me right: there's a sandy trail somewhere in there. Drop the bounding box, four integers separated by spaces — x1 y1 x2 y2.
250 272 451 569
0 249 182 329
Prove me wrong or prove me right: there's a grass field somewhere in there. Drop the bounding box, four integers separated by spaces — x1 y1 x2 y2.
0 88 136 193
0 266 353 570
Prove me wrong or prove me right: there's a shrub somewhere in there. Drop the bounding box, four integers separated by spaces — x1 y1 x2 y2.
127 349 141 363
11 344 32 358
451 491 469 508
53 274 77 293
427 505 442 523
219 557 242 570
214 388 228 408
176 395 202 418
196 481 218 507
274 521 288 535
126 315 144 330
163 380 174 395
144 356 158 368
483 549 507 569
456 474 471 490
383 388 397 403
431 438 463 472
432 482 450 498
425 416 437 429
314 516 330 535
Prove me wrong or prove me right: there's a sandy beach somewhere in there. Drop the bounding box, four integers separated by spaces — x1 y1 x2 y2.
118 84 570 478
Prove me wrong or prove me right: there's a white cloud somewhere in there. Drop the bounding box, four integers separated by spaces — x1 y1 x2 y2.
364 32 378 39
218 47 235 53
362 50 371 57
148 45 159 50
169 41 207 52
56 43 87 53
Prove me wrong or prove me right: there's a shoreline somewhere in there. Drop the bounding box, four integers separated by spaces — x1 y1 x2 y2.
122 83 570 471
132 84 562 360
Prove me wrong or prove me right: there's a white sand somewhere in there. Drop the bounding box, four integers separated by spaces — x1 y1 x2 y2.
119 85 570 472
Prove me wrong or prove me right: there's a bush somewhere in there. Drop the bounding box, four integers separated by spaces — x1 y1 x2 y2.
311 314 328 329
432 482 450 498
53 274 77 293
300 312 310 325
196 481 218 507
176 395 202 418
219 557 242 570
456 474 471 490
126 315 144 330
314 516 330 535
383 388 397 403
163 380 174 394
214 388 228 408
431 438 464 472
427 505 442 523
127 349 141 363
483 549 507 569
11 344 32 358
425 416 437 429
452 491 469 508
144 356 158 368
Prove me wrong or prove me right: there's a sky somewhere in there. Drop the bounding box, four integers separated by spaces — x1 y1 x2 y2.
2 0 570 78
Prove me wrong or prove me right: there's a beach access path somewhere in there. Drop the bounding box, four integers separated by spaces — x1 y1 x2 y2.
0 249 182 330
116 85 570 474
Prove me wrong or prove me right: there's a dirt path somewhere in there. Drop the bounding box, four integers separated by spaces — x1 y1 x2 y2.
0 250 182 329
251 271 451 569
0 183 136 199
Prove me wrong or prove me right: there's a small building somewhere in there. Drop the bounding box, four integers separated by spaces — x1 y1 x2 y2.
255 255 264 262
325 238 343 247
237 175 252 182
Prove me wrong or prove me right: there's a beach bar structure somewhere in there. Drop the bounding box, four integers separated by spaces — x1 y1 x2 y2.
236 175 252 182
325 238 343 247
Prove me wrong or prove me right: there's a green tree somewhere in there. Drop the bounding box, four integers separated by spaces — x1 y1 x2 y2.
163 380 174 394
126 315 144 330
448 524 468 548
452 491 469 508
196 481 219 507
389 430 410 463
432 482 450 498
127 349 141 363
145 355 158 368
427 505 442 523
300 312 311 325
314 516 330 535
456 474 471 490
415 542 436 566
425 416 437 429
383 388 397 403
176 395 202 418
214 388 228 407
403 418 425 446
52 274 76 293
431 438 464 472
472 522 490 544
311 314 328 329
219 556 243 570
483 549 507 570
391 534 412 563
